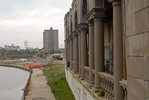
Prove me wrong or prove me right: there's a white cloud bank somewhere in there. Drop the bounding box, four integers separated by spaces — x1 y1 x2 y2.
0 0 72 49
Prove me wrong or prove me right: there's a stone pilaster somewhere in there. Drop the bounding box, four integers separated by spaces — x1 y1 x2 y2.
67 41 69 63
73 35 75 72
68 40 70 62
72 31 79 73
88 20 95 85
113 0 124 100
79 24 88 79
74 32 79 73
67 40 69 62
69 40 71 62
70 36 73 70
88 8 105 91
78 31 81 76
94 17 104 91
65 40 68 64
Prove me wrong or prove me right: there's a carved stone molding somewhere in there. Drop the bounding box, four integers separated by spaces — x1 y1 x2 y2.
78 23 88 31
88 8 106 21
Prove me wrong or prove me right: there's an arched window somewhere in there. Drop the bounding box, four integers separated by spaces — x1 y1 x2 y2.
70 15 73 33
82 0 87 23
74 11 78 30
104 0 114 75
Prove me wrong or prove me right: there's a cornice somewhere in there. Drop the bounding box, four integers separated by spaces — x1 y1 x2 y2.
72 30 78 37
69 35 73 40
88 8 106 21
107 0 121 6
78 23 88 31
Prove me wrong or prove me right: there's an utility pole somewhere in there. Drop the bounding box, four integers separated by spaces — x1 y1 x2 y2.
24 40 29 50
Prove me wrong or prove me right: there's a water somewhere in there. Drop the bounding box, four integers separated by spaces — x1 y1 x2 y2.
0 66 30 100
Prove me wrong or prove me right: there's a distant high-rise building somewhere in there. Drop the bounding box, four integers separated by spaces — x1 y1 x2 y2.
43 27 59 54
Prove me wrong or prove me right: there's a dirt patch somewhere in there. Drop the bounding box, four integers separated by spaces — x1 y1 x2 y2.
0 50 31 60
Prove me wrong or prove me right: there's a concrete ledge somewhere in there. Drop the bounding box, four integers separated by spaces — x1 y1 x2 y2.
98 72 114 82
119 79 127 89
0 64 32 72
66 68 107 100
83 66 89 71
92 69 95 75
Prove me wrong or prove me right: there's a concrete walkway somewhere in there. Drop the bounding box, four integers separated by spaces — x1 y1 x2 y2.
25 69 55 100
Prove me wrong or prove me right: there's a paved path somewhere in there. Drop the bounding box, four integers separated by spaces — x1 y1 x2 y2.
25 69 55 100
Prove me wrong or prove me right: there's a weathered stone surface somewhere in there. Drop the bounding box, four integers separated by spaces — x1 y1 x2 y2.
66 69 100 100
125 0 136 16
127 94 137 100
127 57 147 80
126 34 144 56
143 0 149 8
126 14 136 36
136 9 146 34
65 1 149 100
148 58 149 80
144 32 149 56
125 0 148 16
135 0 143 12
146 7 149 31
127 76 146 100
145 81 149 100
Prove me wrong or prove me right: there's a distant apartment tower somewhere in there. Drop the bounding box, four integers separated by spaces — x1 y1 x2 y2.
43 27 59 54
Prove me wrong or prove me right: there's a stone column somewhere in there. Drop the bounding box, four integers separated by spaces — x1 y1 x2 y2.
68 40 70 61
73 35 76 72
65 41 68 64
70 37 73 69
89 20 94 85
94 17 104 91
69 40 71 64
67 41 69 63
78 31 81 76
67 40 69 62
80 24 88 79
69 40 71 62
113 0 124 100
74 34 79 73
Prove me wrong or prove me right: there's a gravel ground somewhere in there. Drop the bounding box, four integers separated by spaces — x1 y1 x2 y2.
25 69 55 100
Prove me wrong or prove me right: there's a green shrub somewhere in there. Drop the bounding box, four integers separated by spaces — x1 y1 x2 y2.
98 89 105 97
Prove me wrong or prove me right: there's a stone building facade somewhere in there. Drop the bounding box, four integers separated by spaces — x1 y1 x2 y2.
43 27 59 54
64 0 149 100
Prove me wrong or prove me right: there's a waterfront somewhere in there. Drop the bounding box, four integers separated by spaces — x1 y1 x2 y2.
0 66 30 100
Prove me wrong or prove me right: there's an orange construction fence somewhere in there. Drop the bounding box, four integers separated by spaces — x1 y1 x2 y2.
23 62 43 69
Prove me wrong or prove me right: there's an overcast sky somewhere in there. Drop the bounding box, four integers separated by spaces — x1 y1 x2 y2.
0 0 71 49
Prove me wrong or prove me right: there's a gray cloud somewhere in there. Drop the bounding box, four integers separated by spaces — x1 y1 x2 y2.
0 0 71 48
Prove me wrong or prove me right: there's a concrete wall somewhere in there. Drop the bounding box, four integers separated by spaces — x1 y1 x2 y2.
125 0 149 100
65 69 96 100
65 68 107 100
